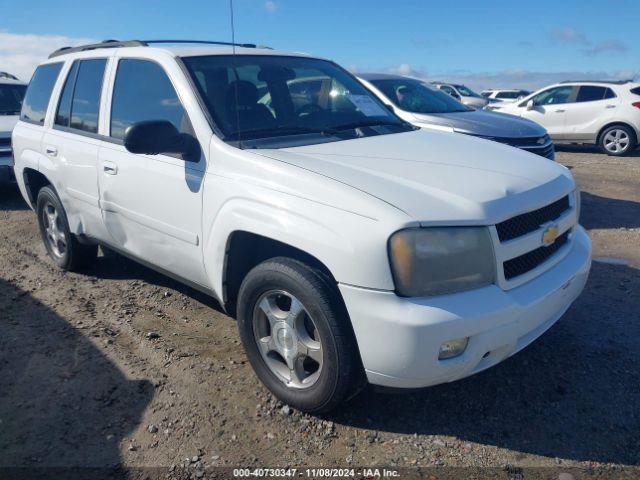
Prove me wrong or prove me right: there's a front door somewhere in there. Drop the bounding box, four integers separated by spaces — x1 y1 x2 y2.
98 58 208 286
519 85 577 138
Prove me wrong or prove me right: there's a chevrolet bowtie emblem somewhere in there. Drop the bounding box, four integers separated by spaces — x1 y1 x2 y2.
537 137 546 145
542 225 559 246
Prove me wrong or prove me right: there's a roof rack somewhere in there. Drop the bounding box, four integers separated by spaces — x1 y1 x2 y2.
49 39 270 59
560 79 634 85
0 72 19 80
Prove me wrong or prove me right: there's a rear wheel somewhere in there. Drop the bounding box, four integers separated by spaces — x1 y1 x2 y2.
599 125 637 156
36 186 97 271
236 257 365 413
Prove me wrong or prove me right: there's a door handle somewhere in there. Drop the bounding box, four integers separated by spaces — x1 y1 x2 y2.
554 109 566 113
606 105 616 109
45 146 58 157
103 162 118 175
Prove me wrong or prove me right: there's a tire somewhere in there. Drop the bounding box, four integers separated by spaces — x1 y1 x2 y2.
36 186 98 271
599 125 637 156
236 257 365 413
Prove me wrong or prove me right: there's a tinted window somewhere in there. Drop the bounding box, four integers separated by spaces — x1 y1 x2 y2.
55 61 79 127
20 63 63 124
68 59 107 133
576 86 615 103
372 78 469 113
532 86 574 106
0 83 26 115
111 59 190 140
496 91 520 99
631 87 640 96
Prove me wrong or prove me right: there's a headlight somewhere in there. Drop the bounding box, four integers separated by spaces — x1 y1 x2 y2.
388 227 496 297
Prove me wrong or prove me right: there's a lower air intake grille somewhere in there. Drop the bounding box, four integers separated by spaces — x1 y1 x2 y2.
503 231 569 280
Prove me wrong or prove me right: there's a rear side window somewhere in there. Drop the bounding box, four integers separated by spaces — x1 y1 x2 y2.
20 63 63 125
496 91 520 99
110 59 191 140
576 86 616 103
55 59 107 133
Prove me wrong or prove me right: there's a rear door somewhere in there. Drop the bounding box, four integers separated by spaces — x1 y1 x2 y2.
42 58 108 236
519 85 576 137
564 86 617 141
97 57 209 286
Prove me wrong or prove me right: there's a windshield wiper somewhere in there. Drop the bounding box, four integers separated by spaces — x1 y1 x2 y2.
225 126 337 141
330 119 404 131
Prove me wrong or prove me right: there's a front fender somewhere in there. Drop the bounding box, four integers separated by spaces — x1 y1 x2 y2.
202 176 400 301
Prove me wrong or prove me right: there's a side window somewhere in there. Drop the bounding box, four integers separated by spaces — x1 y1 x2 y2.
55 62 79 127
603 88 616 99
110 59 191 140
70 59 107 133
532 86 574 106
576 86 612 103
20 63 63 125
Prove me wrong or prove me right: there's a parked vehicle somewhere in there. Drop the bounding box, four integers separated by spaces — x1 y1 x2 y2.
13 40 591 412
359 73 555 159
431 82 489 109
0 73 26 184
482 89 531 104
491 80 640 156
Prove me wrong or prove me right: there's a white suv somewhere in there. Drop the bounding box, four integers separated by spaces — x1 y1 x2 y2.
492 80 640 156
0 72 27 184
13 40 591 412
481 89 531 103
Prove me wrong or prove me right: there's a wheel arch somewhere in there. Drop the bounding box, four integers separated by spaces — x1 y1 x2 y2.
596 121 639 145
222 230 340 317
22 168 53 208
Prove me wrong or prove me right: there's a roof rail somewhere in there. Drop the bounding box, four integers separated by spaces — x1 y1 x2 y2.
48 39 271 59
49 40 146 58
0 72 19 80
560 79 634 85
143 39 270 49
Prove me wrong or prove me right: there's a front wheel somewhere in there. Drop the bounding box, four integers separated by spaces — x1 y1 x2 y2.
236 257 365 413
599 125 637 156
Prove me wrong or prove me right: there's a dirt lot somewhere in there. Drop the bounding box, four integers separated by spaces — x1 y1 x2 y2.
0 147 638 478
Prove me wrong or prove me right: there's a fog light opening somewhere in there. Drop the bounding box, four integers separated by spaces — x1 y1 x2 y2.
438 337 469 360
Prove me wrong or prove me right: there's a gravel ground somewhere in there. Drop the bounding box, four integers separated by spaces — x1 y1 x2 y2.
0 147 638 478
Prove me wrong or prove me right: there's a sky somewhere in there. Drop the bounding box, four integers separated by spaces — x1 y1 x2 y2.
0 0 637 90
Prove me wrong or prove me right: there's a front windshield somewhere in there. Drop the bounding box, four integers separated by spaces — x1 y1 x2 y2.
0 84 26 115
182 55 410 147
455 85 481 98
371 78 470 114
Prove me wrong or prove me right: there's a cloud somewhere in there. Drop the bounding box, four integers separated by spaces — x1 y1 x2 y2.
550 27 629 57
264 1 277 13
390 63 415 76
381 66 638 91
551 27 590 45
0 32 95 81
583 40 629 57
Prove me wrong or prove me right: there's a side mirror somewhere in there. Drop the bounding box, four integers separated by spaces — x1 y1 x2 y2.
124 120 198 159
526 99 535 110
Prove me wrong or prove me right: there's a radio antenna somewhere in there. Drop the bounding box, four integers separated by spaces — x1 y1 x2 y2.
230 0 242 145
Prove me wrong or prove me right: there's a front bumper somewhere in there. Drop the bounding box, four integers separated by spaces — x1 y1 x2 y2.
340 226 591 388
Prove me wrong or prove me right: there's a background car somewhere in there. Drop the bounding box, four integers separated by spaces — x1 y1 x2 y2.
491 80 640 156
0 72 26 184
430 81 488 109
482 88 532 104
360 73 555 159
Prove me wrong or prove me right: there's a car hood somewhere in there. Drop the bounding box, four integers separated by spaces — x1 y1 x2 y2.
412 110 546 138
0 115 19 138
255 129 573 224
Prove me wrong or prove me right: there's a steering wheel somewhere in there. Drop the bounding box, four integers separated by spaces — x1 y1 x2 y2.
297 103 323 117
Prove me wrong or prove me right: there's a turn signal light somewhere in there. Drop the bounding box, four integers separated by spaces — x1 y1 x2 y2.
632 102 640 109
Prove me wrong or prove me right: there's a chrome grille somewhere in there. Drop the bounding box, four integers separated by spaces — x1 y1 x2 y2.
503 231 569 280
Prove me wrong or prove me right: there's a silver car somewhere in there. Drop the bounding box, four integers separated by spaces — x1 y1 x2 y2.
360 73 555 160
430 81 489 109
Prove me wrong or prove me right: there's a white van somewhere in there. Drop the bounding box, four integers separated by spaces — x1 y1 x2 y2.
12 40 591 412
